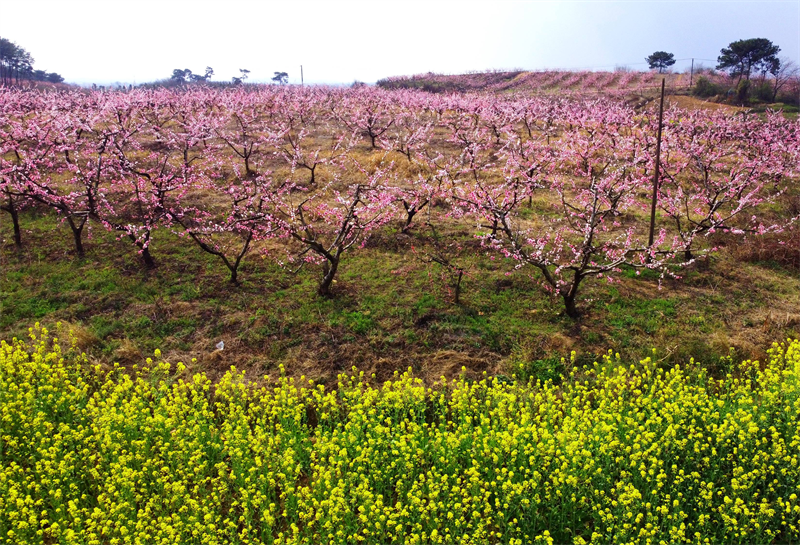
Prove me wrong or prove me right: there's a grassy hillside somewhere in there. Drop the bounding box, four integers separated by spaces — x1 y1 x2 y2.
377 70 705 96
3 206 798 386
376 70 800 118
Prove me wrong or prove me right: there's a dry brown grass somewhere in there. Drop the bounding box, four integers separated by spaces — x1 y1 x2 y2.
666 95 747 113
730 230 800 272
59 322 99 349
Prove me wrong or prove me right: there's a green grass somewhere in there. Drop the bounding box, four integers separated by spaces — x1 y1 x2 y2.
2 210 799 384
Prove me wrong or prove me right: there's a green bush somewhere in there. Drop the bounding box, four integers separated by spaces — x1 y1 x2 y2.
754 81 774 102
736 80 751 103
692 76 724 98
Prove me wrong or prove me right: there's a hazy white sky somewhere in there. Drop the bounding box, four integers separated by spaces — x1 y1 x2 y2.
2 0 798 85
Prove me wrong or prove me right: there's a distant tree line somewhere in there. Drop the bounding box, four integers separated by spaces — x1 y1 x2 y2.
716 38 780 84
649 37 798 104
0 36 64 85
167 67 289 86
171 66 215 83
648 38 782 81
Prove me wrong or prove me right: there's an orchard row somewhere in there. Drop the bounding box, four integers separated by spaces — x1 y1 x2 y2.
2 86 798 316
377 69 709 95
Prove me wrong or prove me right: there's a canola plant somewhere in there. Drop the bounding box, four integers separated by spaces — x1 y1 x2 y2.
1 326 799 544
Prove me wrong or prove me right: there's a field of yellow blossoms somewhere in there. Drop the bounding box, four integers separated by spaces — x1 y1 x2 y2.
2 325 800 545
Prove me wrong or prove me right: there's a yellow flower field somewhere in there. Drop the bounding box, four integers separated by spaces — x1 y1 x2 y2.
2 325 799 544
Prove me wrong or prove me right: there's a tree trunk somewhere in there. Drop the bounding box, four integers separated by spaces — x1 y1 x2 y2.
563 292 579 318
6 200 22 250
67 216 86 257
318 258 339 296
684 249 693 262
453 269 463 305
402 209 417 233
127 233 156 269
140 246 156 269
561 274 583 319
402 201 428 233
229 231 252 285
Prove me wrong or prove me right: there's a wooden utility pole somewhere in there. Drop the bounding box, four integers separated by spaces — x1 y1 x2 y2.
648 78 666 249
689 58 694 87
300 65 304 85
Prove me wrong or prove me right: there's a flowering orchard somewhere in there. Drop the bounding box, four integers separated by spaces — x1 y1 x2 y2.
1 86 798 315
2 326 800 544
376 69 728 96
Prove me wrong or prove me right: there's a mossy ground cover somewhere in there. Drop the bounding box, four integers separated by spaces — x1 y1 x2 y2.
2 208 798 385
